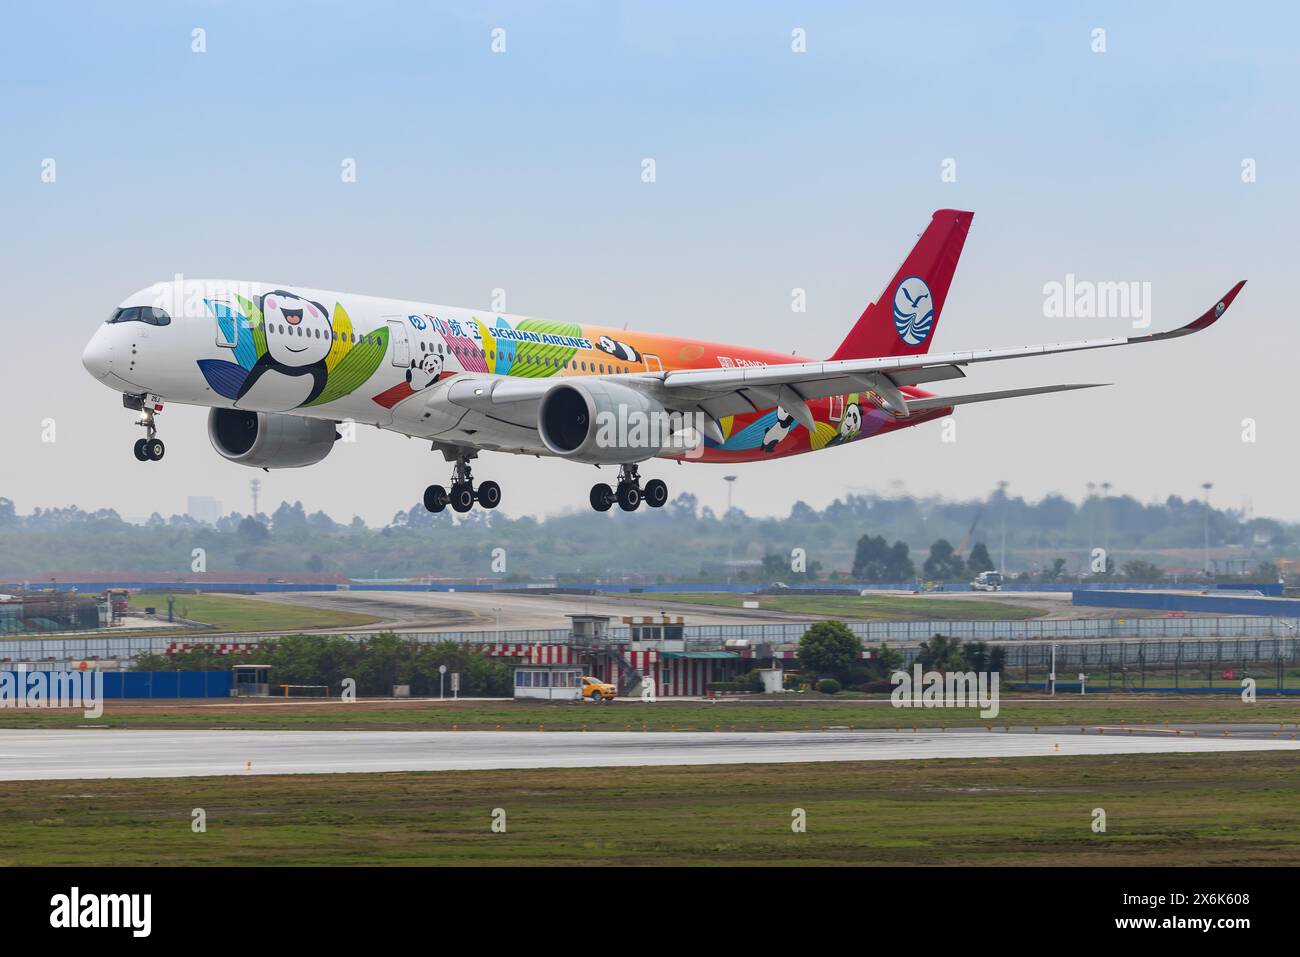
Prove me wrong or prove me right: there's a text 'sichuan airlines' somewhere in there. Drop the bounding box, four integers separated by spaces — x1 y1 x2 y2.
81 210 1245 513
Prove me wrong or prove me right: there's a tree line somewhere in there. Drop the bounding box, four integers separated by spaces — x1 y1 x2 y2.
0 488 1290 581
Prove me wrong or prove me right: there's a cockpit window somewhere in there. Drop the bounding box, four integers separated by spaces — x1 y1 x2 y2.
108 306 171 326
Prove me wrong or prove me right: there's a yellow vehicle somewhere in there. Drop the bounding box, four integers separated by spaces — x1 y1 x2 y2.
579 676 617 702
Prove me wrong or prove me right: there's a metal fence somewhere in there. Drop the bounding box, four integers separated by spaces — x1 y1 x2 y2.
898 637 1300 666
3 616 1300 663
943 639 1300 692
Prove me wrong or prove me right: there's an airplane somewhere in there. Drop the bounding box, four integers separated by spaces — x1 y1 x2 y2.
81 209 1245 514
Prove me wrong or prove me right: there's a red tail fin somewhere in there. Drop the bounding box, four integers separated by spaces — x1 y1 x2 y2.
830 209 973 361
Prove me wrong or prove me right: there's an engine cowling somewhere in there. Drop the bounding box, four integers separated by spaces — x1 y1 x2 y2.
207 409 338 469
538 380 694 464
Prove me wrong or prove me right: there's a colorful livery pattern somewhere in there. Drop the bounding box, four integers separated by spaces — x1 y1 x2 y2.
82 208 1244 513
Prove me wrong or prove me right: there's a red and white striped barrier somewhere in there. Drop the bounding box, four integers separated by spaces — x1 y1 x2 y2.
164 642 260 655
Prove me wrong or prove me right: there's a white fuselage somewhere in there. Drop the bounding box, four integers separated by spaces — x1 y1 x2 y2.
79 279 638 456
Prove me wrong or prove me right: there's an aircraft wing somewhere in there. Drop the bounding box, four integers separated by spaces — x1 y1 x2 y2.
646 281 1245 425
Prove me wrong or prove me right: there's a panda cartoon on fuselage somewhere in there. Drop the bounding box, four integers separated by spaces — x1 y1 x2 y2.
236 290 333 410
596 335 640 364
827 400 863 446
761 406 797 453
406 351 445 391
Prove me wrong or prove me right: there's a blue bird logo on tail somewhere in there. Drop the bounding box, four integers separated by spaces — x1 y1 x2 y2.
893 276 934 347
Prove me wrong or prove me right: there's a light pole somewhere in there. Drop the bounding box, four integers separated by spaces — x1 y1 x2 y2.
1100 481 1112 553
723 475 738 584
1201 482 1214 576
997 480 1009 572
1086 481 1096 555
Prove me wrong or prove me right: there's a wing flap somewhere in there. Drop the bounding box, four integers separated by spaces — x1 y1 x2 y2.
903 382 1108 414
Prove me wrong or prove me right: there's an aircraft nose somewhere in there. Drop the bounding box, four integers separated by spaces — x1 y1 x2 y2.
81 329 113 379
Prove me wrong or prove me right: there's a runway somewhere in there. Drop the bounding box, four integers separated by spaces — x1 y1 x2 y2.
241 587 1118 635
1 728 1297 781
244 589 812 632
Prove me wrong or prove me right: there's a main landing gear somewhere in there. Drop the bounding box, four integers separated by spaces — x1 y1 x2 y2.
128 398 165 462
590 464 668 513
424 451 501 514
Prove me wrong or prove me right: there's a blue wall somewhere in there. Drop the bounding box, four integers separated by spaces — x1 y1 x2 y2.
99 671 233 698
1073 589 1300 617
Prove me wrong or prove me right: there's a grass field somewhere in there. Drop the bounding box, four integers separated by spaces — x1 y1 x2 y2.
649 592 1045 620
0 751 1295 865
0 695 1295 732
127 592 381 633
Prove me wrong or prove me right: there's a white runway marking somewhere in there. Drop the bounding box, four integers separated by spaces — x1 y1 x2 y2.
0 729 1296 780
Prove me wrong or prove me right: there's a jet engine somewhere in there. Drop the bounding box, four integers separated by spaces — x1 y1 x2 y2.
207 409 338 469
538 380 697 464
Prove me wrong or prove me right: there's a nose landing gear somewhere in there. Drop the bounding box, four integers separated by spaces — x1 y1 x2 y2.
424 450 501 513
590 465 668 512
127 395 165 462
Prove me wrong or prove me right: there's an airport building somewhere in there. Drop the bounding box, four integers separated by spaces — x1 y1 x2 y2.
472 615 749 697
486 614 864 698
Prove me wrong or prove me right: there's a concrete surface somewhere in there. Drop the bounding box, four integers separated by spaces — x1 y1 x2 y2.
1 727 1297 780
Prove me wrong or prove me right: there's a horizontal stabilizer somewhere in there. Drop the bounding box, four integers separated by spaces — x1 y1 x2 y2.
904 382 1108 414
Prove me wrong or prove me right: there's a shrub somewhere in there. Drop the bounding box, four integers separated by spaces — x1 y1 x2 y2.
706 681 751 694
817 678 842 695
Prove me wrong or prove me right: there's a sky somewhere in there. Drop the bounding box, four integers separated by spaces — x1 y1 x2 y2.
1 1 1297 526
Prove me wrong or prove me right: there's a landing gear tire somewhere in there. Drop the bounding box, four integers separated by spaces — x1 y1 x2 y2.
617 482 642 512
130 400 164 462
590 484 614 512
449 483 475 513
433 452 503 513
643 478 668 508
477 481 501 510
423 484 448 513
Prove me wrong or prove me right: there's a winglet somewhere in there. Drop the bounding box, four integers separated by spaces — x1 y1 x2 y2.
1139 280 1246 343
